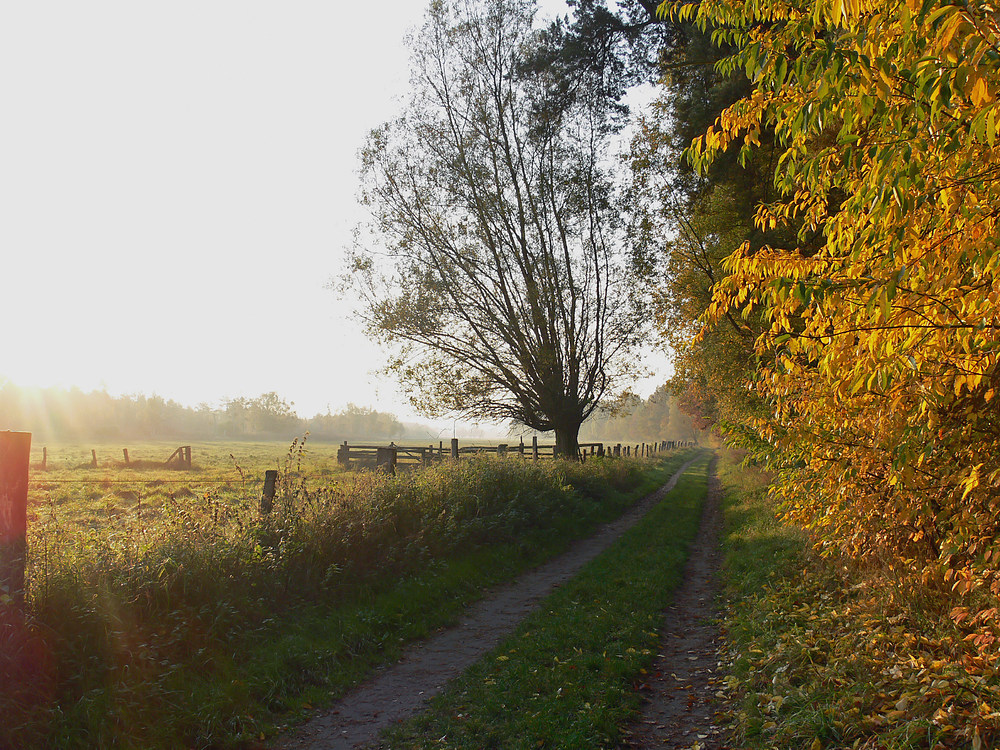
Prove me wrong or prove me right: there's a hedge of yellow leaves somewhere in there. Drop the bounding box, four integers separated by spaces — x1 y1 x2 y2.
656 0 1000 667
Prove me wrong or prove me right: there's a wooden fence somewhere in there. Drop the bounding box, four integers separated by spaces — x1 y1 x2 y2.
335 437 694 473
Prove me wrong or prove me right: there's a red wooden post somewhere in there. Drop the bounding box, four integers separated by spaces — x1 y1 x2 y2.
1 432 31 607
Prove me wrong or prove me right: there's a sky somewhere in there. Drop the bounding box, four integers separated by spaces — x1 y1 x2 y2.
1 1 670 426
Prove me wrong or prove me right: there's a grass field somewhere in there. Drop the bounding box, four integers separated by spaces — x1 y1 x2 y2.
5 438 693 749
27 438 347 529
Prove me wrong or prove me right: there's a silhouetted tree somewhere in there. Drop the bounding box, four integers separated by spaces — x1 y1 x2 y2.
349 0 648 457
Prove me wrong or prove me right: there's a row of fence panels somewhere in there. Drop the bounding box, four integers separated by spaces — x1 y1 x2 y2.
335 437 694 472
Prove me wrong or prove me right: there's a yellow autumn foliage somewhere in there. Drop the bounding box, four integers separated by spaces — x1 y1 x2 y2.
657 0 1000 655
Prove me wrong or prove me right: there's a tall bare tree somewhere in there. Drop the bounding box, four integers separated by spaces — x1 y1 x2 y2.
348 0 648 456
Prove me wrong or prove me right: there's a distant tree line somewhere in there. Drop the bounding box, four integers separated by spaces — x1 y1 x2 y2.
0 381 416 442
578 385 700 443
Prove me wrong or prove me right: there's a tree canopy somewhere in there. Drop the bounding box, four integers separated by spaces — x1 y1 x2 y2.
655 0 1000 654
350 0 649 456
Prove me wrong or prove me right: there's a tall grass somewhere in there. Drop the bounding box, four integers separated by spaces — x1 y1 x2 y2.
4 450 670 749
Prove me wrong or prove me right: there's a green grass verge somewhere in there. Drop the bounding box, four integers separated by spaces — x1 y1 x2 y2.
9 451 694 750
716 449 999 749
376 451 712 749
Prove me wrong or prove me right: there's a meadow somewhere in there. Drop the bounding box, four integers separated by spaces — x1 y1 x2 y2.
5 436 691 749
26 438 345 530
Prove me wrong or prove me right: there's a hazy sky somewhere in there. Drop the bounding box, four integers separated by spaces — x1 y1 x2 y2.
1 1 669 423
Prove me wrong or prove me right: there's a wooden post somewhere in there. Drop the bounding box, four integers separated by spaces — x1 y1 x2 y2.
1 432 31 607
532 435 539 460
261 469 278 515
451 438 459 460
377 447 397 475
123 448 130 465
518 440 525 458
91 449 98 467
439 440 444 459
598 444 604 457
41 446 47 470
421 447 431 467
337 441 350 466
183 446 192 468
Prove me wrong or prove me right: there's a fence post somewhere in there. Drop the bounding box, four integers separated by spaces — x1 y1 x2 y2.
261 469 278 515
91 449 98 467
532 435 539 460
377 447 397 475
451 438 459 460
183 446 192 468
518 440 525 458
41 447 47 470
123 448 130 465
1 431 31 608
598 444 604 457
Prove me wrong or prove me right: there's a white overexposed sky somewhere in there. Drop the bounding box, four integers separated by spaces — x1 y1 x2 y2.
1 0 670 425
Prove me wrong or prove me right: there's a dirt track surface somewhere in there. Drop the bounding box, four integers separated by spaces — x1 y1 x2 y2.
273 455 701 750
622 456 731 750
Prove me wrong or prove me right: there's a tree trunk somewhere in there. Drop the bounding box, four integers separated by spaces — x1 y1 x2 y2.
553 425 581 460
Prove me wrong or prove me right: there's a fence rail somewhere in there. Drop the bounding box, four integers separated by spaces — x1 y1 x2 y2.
335 437 695 473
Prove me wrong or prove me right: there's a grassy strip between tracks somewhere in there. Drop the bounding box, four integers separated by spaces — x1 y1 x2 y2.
375 451 712 749
5 450 695 750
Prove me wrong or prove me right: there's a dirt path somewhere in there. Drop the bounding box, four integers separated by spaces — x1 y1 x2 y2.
273 455 702 750
621 456 731 750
